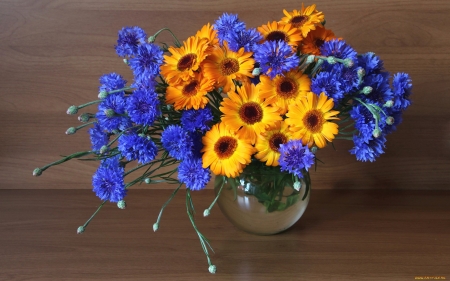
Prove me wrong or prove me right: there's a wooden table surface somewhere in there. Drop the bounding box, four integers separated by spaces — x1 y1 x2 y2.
1 189 449 281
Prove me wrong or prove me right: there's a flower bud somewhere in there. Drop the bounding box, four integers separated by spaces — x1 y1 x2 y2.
326 56 336 64
252 67 261 76
294 181 302 191
144 178 151 184
343 58 354 68
386 116 395 125
104 109 115 118
153 223 159 232
67 105 78 115
384 100 394 108
203 209 210 217
116 200 126 209
33 168 43 177
166 104 172 110
148 36 156 43
99 145 108 154
123 58 129 65
208 265 217 274
98 90 108 99
357 68 366 79
77 226 85 234
372 128 381 138
310 146 318 154
66 127 76 135
362 86 372 95
306 55 315 64
78 113 90 123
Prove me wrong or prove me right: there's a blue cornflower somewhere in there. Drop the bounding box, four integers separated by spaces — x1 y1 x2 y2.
189 131 204 159
335 64 361 94
88 122 109 152
254 40 300 79
360 73 393 105
161 125 194 160
178 158 211 191
392 72 412 110
115 26 147 57
181 107 213 133
128 43 164 84
213 13 246 44
99 73 127 95
92 156 126 202
118 133 158 164
358 52 384 75
126 89 161 126
278 140 315 178
96 93 132 132
350 134 386 162
320 39 357 62
350 104 378 143
311 68 345 104
227 28 263 52
131 77 157 91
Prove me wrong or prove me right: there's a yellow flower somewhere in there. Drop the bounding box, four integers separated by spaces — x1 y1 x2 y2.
202 41 254 94
165 72 215 110
160 36 209 85
202 122 254 178
259 70 311 114
195 23 220 50
255 121 292 166
220 83 282 145
280 4 325 38
257 21 302 48
286 92 339 148
300 26 337 56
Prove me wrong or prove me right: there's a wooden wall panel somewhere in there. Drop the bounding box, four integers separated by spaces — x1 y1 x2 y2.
1 0 449 189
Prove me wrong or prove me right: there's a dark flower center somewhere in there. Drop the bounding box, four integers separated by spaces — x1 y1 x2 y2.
314 39 325 49
266 31 287 42
220 58 240 76
269 133 288 152
277 78 298 98
214 136 238 159
177 54 197 71
239 102 263 124
182 80 199 96
303 109 324 133
290 15 308 27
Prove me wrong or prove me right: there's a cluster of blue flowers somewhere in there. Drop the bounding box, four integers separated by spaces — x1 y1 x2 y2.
89 26 214 203
310 41 412 162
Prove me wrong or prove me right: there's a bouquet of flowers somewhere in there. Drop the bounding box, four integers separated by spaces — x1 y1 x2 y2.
33 3 412 273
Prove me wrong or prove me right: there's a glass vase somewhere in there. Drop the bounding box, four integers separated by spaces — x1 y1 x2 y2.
214 167 310 235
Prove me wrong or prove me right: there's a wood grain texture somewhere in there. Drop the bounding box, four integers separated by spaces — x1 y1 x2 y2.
0 0 449 189
0 189 449 280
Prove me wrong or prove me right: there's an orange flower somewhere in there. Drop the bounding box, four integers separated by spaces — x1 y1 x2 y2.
300 26 337 55
165 72 215 110
286 92 339 148
195 23 220 51
257 21 302 48
160 36 209 85
255 121 292 166
259 69 311 114
280 4 325 38
202 42 254 94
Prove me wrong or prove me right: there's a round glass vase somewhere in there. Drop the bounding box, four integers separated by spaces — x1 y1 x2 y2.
214 168 310 235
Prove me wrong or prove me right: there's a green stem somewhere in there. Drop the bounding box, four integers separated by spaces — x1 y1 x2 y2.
77 100 101 110
186 190 215 271
151 28 181 47
75 121 96 130
82 200 107 229
40 151 93 172
154 183 182 228
204 178 225 215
